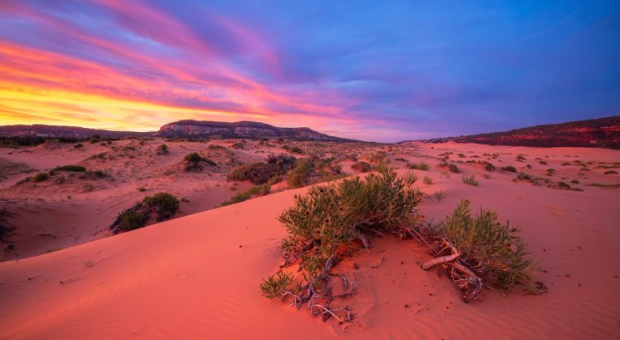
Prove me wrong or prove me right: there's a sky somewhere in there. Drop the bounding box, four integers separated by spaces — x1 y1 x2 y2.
0 0 619 142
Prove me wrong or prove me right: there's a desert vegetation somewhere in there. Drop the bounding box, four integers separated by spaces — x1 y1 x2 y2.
227 154 296 184
109 192 180 233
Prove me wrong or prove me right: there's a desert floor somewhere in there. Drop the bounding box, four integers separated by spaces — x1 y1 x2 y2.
0 140 619 339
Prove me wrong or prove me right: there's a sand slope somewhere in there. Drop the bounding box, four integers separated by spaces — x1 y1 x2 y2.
1 142 619 339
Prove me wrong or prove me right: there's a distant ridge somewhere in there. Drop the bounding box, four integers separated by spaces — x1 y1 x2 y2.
0 120 350 142
415 116 620 149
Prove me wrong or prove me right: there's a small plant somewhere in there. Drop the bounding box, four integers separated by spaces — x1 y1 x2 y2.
84 260 94 267
482 161 495 171
416 199 540 301
33 172 49 182
501 166 517 172
462 174 478 186
74 143 83 149
516 155 526 162
401 171 418 186
115 210 148 232
157 144 169 155
259 271 294 299
351 161 372 173
53 165 86 172
604 170 618 175
546 168 556 176
217 182 272 207
228 154 296 184
423 176 433 185
287 159 314 188
539 161 547 165
433 190 447 201
137 187 147 192
439 162 460 173
407 162 430 171
183 152 216 172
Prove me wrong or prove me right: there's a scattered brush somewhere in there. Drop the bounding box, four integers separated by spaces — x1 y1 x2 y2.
109 192 180 233
413 199 543 302
228 154 296 184
33 172 49 182
288 159 314 188
351 161 372 173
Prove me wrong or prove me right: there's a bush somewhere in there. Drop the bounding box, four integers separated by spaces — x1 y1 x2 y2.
432 190 446 201
33 172 49 182
53 165 86 172
109 192 180 233
604 170 618 175
184 152 202 163
401 171 418 186
157 144 169 155
482 161 495 171
407 162 430 171
184 152 216 172
116 210 148 232
287 159 314 188
351 161 372 172
260 271 295 299
143 192 180 220
283 145 303 154
447 163 460 173
74 143 83 149
423 176 433 185
462 174 478 186
228 154 296 184
424 199 537 298
501 166 517 172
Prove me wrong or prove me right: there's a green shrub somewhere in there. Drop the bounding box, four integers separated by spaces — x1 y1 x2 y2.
53 165 86 172
227 154 296 184
604 170 618 175
283 145 303 154
184 152 216 172
259 271 295 299
116 210 148 232
423 176 433 185
109 192 180 233
287 159 314 188
407 162 429 171
184 152 202 163
482 161 495 171
432 190 447 201
501 166 517 172
74 143 83 149
351 161 372 172
447 163 460 173
429 199 537 295
462 174 478 186
277 169 421 281
401 171 418 186
33 172 49 182
143 192 180 220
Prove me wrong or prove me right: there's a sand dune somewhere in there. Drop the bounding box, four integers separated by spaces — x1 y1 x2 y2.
1 142 619 339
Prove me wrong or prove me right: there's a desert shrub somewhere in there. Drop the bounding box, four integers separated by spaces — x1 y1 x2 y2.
401 171 418 186
421 199 538 299
351 161 372 172
546 168 556 176
283 145 303 154
109 192 180 233
368 151 387 164
557 181 571 189
539 161 547 165
501 166 517 172
143 192 180 220
395 157 407 162
423 175 433 185
157 144 169 155
53 165 86 172
115 210 148 232
570 179 579 184
407 162 429 171
33 172 49 182
265 169 422 310
462 174 478 186
74 143 83 149
231 142 244 149
604 170 618 175
16 177 32 185
481 161 495 171
184 152 216 172
516 155 526 162
288 159 314 188
227 154 296 184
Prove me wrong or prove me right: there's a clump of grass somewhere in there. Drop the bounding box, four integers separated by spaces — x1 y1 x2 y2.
33 172 49 182
228 154 296 184
423 175 433 185
439 162 460 173
283 145 304 154
401 171 418 187
516 155 526 162
481 161 495 171
351 161 372 173
418 199 539 301
260 271 295 299
539 160 547 165
462 174 478 186
546 168 556 176
604 170 618 175
53 165 86 172
432 190 447 201
109 192 180 233
407 162 429 171
501 166 517 172
74 143 83 149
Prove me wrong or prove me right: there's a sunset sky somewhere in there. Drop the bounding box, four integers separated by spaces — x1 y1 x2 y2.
1 0 619 142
